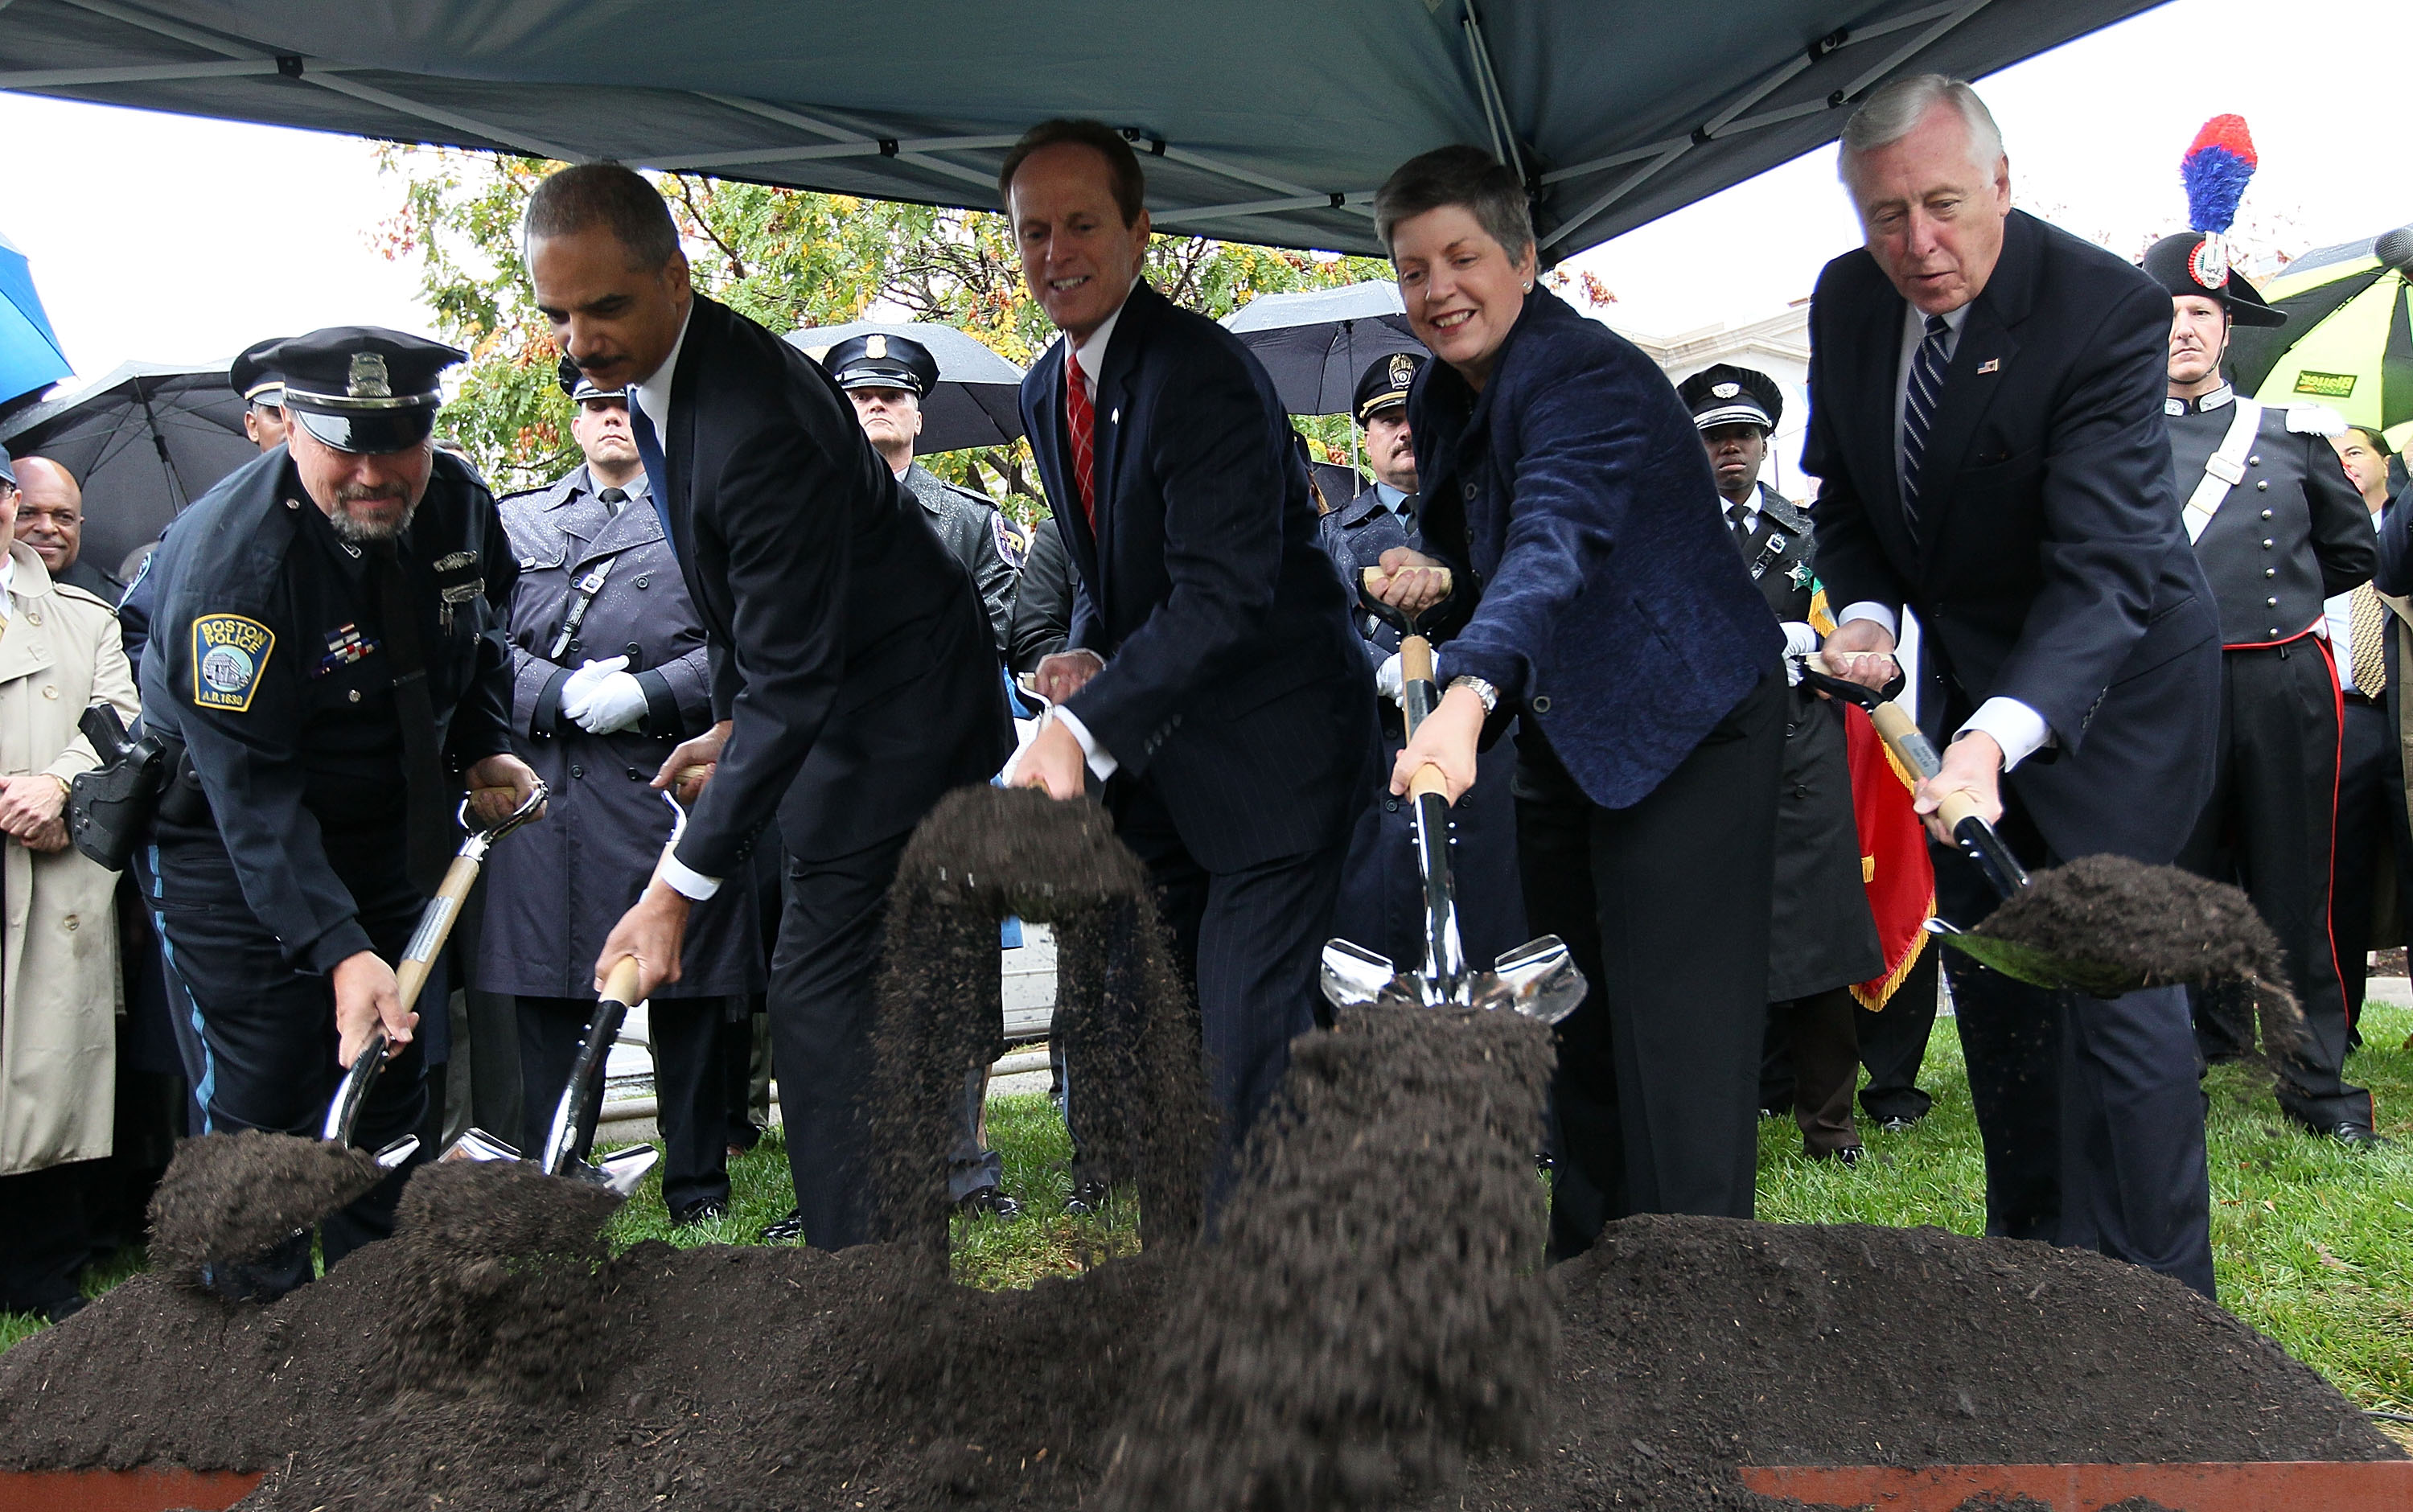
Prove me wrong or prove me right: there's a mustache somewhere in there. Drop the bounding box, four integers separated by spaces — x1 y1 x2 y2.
336 483 410 507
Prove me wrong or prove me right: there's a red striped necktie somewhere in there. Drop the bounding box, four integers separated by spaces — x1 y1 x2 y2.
1065 344 1096 528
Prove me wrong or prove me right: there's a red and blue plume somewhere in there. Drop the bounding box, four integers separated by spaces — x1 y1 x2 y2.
2181 115 2257 236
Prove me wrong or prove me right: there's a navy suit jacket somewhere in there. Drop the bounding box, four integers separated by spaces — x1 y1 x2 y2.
657 294 1010 872
1408 286 1782 811
1803 209 2220 865
1020 281 1371 872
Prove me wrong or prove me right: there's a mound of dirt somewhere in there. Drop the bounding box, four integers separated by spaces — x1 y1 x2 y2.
1099 1004 1558 1512
0 1211 2393 1509
372 1160 623 1403
145 1129 384 1288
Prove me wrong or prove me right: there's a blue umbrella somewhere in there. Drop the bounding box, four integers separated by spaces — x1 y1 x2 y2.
0 229 72 410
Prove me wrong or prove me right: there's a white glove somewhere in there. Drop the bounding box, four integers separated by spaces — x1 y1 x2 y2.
566 668 648 735
1374 648 1437 704
1780 622 1820 687
558 655 626 713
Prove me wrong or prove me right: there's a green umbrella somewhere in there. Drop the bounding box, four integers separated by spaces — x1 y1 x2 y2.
2228 224 2413 450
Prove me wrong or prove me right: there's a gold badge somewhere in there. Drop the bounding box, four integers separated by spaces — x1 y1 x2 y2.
1387 352 1416 388
865 334 888 360
1712 381 1741 399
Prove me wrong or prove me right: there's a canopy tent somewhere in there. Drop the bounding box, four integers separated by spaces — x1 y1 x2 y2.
0 360 255 574
0 0 2164 260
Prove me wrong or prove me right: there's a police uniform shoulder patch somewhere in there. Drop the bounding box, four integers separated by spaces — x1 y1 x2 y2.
991 512 1026 569
191 613 275 711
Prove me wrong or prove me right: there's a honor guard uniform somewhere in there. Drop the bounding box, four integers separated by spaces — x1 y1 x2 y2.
2148 227 2379 1143
823 333 1024 655
1679 365 1883 1161
481 360 760 1223
1317 351 1527 976
131 329 526 1296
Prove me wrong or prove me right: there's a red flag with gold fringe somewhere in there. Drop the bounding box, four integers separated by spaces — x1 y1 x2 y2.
1844 702 1936 1009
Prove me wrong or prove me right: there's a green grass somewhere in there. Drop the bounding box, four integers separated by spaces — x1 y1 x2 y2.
9 1006 2411 1418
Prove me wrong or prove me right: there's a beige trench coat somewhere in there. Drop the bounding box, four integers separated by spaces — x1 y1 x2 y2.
0 542 139 1176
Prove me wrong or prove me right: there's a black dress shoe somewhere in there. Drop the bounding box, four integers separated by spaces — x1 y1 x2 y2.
2322 1122 2391 1150
956 1186 1022 1221
758 1206 808 1243
1877 1115 1922 1135
672 1198 730 1228
1063 1179 1111 1216
1811 1144 1865 1167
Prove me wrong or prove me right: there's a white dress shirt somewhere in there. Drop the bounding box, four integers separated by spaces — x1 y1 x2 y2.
626 303 725 904
1839 299 2049 770
1038 279 1143 783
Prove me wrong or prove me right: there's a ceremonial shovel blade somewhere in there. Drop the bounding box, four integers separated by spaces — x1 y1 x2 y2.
1318 569 1586 1025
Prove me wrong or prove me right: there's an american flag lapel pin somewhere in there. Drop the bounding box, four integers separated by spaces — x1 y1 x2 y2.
1976 358 2001 375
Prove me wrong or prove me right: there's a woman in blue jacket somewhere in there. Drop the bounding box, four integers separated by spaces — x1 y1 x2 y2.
1367 146 1787 1257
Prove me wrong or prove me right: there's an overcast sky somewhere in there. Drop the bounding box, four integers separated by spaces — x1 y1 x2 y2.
2 0 2406 387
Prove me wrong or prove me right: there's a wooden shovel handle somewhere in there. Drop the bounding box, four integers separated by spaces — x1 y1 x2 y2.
1400 635 1436 686
1408 763 1449 801
1360 565 1453 597
601 955 643 1009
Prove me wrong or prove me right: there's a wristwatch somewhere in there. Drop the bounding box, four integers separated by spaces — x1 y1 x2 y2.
1448 675 1499 714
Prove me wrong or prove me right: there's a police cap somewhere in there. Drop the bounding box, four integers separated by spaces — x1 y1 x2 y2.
557 353 626 403
228 335 291 409
2144 233 2285 328
273 327 462 454
1354 350 1427 425
1678 364 1782 433
0 443 14 490
823 331 938 398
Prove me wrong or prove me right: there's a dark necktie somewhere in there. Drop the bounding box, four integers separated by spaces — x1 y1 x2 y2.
1725 499 1754 538
624 394 680 559
598 486 628 517
1901 313 1952 532
1064 346 1097 528
374 543 457 897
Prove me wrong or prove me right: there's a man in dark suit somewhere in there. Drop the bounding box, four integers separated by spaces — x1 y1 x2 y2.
1001 120 1373 1176
524 164 1013 1251
1807 76 2224 1296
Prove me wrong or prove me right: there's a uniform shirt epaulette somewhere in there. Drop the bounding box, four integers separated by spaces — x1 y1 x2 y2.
496 482 556 503
2285 403 2348 438
48 581 122 616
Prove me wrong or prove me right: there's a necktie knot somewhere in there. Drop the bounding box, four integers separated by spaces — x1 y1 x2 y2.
598 487 628 516
1725 499 1753 534
1926 313 1951 339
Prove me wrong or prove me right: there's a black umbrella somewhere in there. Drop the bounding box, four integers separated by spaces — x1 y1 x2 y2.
1222 281 1426 418
0 360 256 575
783 321 1027 454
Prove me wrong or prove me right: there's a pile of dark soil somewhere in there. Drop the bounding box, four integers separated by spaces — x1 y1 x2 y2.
372 1160 623 1404
1976 855 2303 1053
145 1129 384 1286
870 785 1213 1256
1098 1004 1557 1512
2 1211 2391 1510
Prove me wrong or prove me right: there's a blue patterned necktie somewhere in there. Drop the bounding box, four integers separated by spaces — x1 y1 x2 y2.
625 392 680 561
1901 313 1952 533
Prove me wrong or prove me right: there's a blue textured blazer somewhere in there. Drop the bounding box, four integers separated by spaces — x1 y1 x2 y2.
1020 282 1372 872
1409 286 1782 810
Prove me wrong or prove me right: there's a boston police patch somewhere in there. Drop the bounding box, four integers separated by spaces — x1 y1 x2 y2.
192 613 274 711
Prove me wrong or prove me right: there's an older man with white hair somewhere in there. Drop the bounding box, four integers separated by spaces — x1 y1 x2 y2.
1805 75 2225 1296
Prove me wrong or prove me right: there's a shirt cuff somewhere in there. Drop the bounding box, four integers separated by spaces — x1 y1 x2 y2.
1050 706 1119 781
1837 602 1898 639
1957 696 2053 771
659 848 723 902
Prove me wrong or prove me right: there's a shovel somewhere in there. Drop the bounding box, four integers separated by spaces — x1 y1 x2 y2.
1794 659 2164 997
1318 569 1586 1024
431 790 680 1197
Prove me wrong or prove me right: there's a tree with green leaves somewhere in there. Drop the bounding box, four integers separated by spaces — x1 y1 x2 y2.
377 147 1391 518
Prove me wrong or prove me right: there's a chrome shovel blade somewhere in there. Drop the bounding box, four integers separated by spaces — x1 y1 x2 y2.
372 1135 421 1171
573 1144 660 1198
437 1126 524 1165
1470 935 1588 1024
1321 938 1402 1010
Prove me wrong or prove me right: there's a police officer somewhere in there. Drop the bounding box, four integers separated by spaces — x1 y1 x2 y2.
132 328 539 1296
481 360 760 1225
475 364 758 1230
1677 364 1882 1161
2147 231 2380 1146
823 333 1024 654
1316 351 1527 978
823 331 1024 1221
